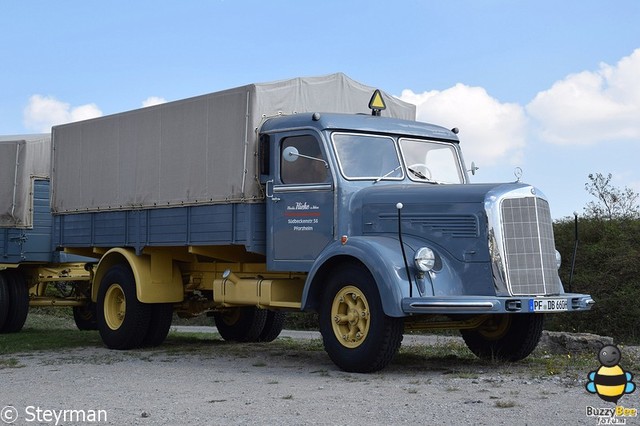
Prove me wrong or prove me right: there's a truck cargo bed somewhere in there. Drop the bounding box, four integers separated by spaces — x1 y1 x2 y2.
53 203 266 258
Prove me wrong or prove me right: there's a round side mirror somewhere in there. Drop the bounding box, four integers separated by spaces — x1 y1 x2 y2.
283 146 300 162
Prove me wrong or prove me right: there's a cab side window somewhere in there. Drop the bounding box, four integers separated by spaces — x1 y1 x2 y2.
280 135 329 184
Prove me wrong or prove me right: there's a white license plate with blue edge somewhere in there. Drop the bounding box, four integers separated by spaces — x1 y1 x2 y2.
530 298 569 312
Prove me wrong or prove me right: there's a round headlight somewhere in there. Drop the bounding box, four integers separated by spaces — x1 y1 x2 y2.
414 247 436 272
555 250 562 269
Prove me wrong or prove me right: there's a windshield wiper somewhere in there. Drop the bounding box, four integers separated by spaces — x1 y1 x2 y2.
408 167 441 184
374 165 402 183
407 167 427 180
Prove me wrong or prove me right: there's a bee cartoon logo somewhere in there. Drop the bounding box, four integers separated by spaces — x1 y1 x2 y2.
586 345 636 403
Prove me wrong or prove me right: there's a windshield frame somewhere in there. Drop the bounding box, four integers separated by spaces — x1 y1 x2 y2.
331 132 405 181
330 131 466 184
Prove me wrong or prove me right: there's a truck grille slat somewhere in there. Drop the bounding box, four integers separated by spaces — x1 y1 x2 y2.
501 197 561 295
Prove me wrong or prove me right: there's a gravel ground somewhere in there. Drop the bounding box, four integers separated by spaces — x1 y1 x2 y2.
1 327 636 426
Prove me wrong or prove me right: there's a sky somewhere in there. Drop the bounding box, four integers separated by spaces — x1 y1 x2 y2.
1 1 639 219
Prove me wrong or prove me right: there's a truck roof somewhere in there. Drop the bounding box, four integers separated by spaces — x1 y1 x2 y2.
261 112 460 143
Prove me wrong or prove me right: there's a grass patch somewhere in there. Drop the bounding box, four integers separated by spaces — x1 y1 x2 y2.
0 357 24 369
495 400 517 408
0 328 102 355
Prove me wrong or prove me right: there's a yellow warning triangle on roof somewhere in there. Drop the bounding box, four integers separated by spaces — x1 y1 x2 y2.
368 89 386 111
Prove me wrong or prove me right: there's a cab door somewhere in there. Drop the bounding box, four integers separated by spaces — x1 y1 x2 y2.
264 132 334 271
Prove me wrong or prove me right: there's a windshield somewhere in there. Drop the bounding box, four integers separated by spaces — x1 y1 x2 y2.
331 132 464 184
399 138 464 184
332 133 403 180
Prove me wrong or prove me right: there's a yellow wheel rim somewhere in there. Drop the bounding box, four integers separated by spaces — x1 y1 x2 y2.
477 315 511 340
330 285 370 349
218 308 242 326
104 284 126 331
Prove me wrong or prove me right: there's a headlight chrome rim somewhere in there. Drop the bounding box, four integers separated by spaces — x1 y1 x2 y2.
414 247 436 272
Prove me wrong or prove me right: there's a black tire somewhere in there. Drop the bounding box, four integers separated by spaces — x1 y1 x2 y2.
1 270 29 333
0 273 10 331
319 262 404 373
213 307 268 342
461 313 544 361
257 310 286 343
73 303 98 331
96 264 152 349
142 303 173 347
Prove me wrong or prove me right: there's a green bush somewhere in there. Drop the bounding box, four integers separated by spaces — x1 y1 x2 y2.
548 217 640 343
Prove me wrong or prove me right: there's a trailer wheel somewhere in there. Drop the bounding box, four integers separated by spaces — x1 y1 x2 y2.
213 307 268 342
97 264 151 349
1 270 29 333
319 263 403 373
0 273 10 331
73 303 98 331
461 313 544 361
142 303 173 347
257 310 286 342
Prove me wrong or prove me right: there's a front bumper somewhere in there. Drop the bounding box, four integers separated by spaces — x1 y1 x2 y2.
401 293 595 315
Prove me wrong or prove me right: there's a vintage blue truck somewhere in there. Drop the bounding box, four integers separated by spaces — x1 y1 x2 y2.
3 74 594 372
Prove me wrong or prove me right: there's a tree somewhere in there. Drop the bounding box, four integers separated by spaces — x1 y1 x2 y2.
584 173 640 220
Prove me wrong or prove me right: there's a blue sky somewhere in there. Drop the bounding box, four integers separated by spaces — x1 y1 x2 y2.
1 1 639 219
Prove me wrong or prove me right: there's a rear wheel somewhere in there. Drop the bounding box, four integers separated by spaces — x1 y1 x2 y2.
0 273 10 330
319 263 403 373
461 313 544 361
97 264 151 349
213 307 268 342
257 310 286 342
1 270 29 333
73 303 98 331
143 303 173 347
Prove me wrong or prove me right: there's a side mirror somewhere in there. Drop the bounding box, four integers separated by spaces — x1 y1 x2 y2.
283 146 300 162
468 161 479 176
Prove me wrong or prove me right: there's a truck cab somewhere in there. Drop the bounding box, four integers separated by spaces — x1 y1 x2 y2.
258 108 594 372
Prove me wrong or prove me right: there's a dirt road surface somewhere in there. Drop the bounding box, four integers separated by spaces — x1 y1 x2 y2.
0 328 634 425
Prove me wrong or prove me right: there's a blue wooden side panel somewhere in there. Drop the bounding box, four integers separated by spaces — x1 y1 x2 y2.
1 179 54 263
54 203 267 255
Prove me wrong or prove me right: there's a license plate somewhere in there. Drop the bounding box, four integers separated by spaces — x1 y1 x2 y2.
529 298 569 312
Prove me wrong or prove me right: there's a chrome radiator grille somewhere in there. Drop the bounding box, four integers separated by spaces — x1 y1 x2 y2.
500 197 561 295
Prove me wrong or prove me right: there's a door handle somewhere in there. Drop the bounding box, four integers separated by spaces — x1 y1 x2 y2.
265 180 280 202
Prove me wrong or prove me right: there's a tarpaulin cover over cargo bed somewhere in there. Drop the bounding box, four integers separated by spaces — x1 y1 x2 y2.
0 135 50 228
51 73 416 213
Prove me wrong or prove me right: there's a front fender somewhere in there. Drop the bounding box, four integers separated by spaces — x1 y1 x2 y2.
302 236 410 317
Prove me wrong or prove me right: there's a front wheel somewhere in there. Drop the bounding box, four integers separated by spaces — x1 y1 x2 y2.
319 263 403 373
97 264 151 349
461 313 544 361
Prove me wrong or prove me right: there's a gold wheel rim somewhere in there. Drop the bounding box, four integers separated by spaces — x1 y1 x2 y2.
477 315 511 340
330 285 370 349
104 284 126 330
219 309 241 326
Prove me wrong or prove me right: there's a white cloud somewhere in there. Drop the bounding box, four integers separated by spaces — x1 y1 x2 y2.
527 48 640 145
141 96 166 107
23 95 102 132
400 84 527 166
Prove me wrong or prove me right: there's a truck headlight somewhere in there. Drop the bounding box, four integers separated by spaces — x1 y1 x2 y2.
414 247 436 272
555 250 562 269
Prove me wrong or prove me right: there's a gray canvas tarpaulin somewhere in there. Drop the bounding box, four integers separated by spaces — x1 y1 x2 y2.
51 73 416 213
0 135 51 228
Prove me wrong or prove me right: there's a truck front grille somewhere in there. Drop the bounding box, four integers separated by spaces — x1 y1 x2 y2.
500 197 561 296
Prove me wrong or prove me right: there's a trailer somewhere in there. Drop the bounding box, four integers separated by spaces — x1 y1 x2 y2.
0 135 90 333
9 73 593 372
